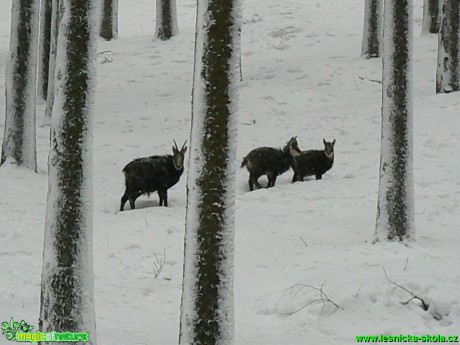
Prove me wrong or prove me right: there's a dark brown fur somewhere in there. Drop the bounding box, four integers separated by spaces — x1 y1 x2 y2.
241 137 300 191
120 141 187 211
291 139 335 182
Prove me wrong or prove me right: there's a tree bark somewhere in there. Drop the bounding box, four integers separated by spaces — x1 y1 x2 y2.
39 0 98 342
37 0 52 101
42 0 60 126
155 0 178 40
436 0 460 93
1 0 39 171
375 0 415 242
99 0 118 40
178 0 242 343
422 0 442 34
362 0 383 58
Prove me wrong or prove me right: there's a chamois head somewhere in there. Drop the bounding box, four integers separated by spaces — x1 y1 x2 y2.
287 136 301 157
172 140 187 170
323 138 336 159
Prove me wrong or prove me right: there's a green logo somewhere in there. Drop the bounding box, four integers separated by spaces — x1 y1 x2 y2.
1 319 33 341
1 318 89 343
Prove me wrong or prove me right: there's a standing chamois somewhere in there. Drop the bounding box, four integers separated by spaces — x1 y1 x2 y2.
291 138 336 182
120 140 187 211
241 137 300 191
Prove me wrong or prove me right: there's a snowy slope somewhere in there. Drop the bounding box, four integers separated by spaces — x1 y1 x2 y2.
1 0 460 344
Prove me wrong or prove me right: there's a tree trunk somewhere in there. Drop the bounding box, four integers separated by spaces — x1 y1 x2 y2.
99 0 118 40
436 0 460 93
37 0 52 101
1 0 39 171
178 0 242 343
362 0 383 58
39 0 98 342
375 0 415 242
42 0 60 126
422 0 442 34
155 0 178 40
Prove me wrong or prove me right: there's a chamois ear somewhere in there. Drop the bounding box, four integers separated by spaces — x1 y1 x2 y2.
323 138 326 145
332 139 336 146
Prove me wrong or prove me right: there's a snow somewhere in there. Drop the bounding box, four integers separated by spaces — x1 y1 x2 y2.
1 0 460 344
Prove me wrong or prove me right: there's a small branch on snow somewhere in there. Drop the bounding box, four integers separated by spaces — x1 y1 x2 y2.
152 249 166 279
97 50 112 55
282 282 341 316
299 236 308 248
403 257 409 270
383 267 429 311
358 76 382 84
97 50 113 64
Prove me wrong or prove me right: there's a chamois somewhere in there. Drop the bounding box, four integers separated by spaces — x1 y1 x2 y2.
120 140 187 211
291 138 335 182
241 137 300 191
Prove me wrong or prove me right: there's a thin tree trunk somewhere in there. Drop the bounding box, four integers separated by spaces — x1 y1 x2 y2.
155 0 178 40
37 0 52 101
42 0 60 126
436 0 460 93
178 0 242 343
362 0 383 58
1 0 39 171
375 0 415 242
99 0 118 40
422 0 442 34
39 0 98 341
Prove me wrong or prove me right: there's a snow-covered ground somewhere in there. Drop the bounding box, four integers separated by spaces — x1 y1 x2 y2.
1 0 459 344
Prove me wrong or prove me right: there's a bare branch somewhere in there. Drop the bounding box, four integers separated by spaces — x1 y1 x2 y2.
358 76 382 84
152 249 166 279
282 282 341 316
299 236 308 248
404 257 409 270
383 267 428 310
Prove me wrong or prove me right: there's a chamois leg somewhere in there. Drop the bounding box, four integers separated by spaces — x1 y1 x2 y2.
128 191 142 210
250 174 263 190
267 172 277 188
158 189 168 207
120 193 129 211
292 173 298 183
315 174 322 180
248 177 254 191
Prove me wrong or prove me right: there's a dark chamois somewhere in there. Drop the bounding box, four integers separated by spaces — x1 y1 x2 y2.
120 140 187 211
291 138 335 182
241 137 300 191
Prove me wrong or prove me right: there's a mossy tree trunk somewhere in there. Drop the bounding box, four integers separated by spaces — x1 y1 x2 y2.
37 0 52 101
375 0 415 242
436 0 460 93
43 0 60 126
99 0 118 40
39 0 98 342
179 0 242 343
155 0 178 40
422 0 442 34
362 0 383 58
1 0 39 171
